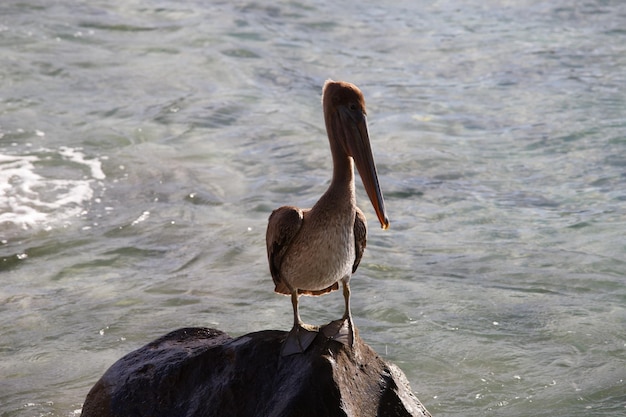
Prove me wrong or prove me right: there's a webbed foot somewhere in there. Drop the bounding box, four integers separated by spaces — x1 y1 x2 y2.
281 323 319 356
321 318 355 347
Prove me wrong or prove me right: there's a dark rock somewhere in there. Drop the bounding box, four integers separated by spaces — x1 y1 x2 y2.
81 326 432 417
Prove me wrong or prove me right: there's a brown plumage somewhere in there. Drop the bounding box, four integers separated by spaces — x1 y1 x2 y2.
266 80 389 355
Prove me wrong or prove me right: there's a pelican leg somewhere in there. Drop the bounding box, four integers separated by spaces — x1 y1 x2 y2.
281 290 319 356
342 278 352 321
322 278 355 347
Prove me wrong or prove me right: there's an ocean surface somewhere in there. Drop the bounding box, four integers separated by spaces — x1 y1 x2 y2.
1 1 625 416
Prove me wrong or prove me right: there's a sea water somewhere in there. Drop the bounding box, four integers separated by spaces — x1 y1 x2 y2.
1 1 625 416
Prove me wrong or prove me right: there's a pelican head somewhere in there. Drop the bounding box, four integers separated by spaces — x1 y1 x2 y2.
322 80 390 230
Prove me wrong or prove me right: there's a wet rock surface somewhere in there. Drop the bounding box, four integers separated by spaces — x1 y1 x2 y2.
81 326 432 417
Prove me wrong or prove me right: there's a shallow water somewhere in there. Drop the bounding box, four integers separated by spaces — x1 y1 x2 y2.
1 0 625 416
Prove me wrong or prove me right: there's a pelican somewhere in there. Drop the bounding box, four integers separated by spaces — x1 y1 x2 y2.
266 80 389 355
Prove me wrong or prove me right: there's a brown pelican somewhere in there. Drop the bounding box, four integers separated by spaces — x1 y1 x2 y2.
266 80 389 355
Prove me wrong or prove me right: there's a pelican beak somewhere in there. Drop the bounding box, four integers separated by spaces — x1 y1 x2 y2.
340 107 390 230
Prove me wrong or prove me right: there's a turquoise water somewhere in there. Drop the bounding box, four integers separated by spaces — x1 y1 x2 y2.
1 1 625 416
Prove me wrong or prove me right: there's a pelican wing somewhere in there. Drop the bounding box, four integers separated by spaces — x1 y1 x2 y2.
266 206 303 295
352 207 368 273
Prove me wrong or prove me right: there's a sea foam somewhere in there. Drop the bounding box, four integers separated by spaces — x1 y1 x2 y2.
0 147 105 234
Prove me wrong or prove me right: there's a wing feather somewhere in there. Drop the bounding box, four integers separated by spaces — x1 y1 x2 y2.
266 206 303 295
352 207 367 273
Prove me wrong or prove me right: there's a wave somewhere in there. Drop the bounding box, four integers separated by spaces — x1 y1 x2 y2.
0 146 105 235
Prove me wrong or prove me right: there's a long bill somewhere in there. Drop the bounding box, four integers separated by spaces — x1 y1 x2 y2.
342 108 390 230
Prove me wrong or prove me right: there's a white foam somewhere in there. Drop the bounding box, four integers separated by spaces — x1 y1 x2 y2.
0 147 105 233
131 210 150 226
58 146 106 180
